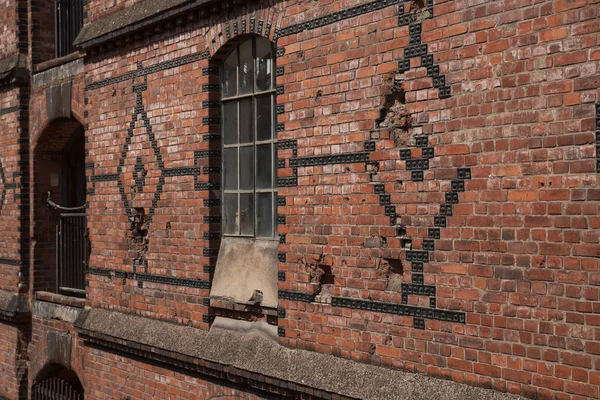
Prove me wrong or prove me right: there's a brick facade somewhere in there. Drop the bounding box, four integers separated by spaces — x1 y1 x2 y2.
0 0 597 398
0 0 17 59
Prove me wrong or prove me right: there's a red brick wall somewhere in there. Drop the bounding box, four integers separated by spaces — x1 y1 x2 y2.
84 346 268 400
30 0 56 64
29 314 85 396
83 32 213 327
0 87 24 292
26 0 600 399
276 1 600 399
0 0 17 59
0 323 23 400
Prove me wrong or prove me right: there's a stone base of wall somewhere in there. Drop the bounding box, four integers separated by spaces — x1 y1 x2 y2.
75 307 522 400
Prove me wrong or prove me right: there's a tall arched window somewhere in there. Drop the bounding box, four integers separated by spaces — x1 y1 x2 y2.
221 37 277 238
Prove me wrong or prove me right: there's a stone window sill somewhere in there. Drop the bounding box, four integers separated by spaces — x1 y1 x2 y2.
34 52 83 74
35 291 86 309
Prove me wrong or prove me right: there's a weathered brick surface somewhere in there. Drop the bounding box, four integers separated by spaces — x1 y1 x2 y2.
29 314 85 393
0 86 23 292
0 0 16 59
0 323 24 400
273 0 600 398
0 0 597 398
84 345 268 400
29 0 57 64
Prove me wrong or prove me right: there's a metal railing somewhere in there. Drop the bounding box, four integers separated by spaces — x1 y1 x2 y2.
55 0 85 58
56 213 88 295
32 376 84 400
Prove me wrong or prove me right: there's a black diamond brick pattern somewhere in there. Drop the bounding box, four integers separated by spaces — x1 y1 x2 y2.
331 297 465 323
289 152 370 167
276 0 399 38
88 268 210 289
85 51 211 91
279 290 315 303
116 78 165 222
414 318 425 329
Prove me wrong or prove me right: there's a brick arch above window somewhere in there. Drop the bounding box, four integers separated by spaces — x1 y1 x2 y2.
203 4 282 61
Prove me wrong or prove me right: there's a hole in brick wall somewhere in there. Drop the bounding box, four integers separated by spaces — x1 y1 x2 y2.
367 161 380 182
315 90 322 104
130 207 148 237
376 258 404 292
319 265 335 285
303 254 336 303
376 76 414 147
386 258 403 274
165 221 171 238
365 235 386 248
128 208 149 271
401 238 412 249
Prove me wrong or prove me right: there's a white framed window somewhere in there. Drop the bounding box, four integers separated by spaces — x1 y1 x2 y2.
221 36 278 238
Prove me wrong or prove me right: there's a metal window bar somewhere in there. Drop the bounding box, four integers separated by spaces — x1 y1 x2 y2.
56 213 87 295
55 0 84 58
32 376 84 400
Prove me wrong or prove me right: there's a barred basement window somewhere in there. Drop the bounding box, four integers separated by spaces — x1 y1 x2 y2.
221 37 277 238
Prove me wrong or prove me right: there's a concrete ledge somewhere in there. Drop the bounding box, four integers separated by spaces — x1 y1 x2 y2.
76 307 523 400
32 58 84 89
33 301 82 324
0 53 29 82
33 293 84 324
0 289 30 321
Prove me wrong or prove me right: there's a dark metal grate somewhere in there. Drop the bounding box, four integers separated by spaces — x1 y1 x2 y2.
55 0 84 58
32 376 84 400
56 213 88 294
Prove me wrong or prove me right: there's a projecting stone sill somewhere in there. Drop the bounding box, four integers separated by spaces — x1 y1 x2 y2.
75 307 523 400
0 289 29 321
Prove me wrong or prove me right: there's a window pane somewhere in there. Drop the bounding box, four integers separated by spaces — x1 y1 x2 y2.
256 95 272 142
239 98 253 144
240 193 254 236
223 194 238 235
256 144 272 189
255 38 273 92
257 192 273 237
239 40 253 95
223 148 238 190
222 49 237 98
223 101 238 145
239 146 253 190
